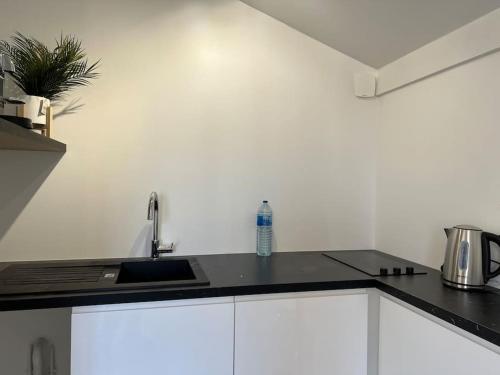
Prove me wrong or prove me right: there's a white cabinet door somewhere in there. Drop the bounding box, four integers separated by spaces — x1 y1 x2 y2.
234 291 368 375
379 296 500 375
71 297 234 375
0 308 71 375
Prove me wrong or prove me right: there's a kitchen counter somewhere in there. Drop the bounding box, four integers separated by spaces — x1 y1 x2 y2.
0 252 374 310
1 250 500 347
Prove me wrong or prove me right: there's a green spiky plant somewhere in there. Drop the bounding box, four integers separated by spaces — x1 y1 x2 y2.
0 32 99 104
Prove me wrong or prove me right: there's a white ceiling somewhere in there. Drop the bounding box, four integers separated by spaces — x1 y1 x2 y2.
241 0 500 68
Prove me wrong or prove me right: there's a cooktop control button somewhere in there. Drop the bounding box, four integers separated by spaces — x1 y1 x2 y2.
393 267 401 276
406 266 414 275
379 267 388 276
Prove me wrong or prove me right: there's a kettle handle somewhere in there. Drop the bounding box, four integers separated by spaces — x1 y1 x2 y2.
481 232 500 281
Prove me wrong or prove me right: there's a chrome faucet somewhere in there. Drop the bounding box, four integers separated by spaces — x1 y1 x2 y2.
147 192 174 258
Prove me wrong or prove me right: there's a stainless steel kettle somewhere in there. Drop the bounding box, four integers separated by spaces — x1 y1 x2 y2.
442 225 500 289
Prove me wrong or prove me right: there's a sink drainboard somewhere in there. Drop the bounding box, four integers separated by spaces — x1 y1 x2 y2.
2 265 105 285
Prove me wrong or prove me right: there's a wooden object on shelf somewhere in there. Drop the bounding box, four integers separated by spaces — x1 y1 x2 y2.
11 103 52 138
0 117 65 152
15 103 24 118
41 106 52 138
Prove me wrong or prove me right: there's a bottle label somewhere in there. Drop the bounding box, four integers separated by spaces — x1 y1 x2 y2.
257 214 272 226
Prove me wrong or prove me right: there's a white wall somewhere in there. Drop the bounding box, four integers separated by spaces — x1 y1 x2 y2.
376 39 500 285
0 0 378 261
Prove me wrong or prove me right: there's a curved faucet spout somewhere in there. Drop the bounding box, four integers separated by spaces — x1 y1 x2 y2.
147 192 159 243
146 192 173 258
147 192 158 219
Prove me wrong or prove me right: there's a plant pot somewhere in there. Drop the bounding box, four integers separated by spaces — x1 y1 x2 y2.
4 95 50 127
19 95 50 126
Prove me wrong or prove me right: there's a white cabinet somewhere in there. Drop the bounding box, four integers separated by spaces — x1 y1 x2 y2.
234 291 368 375
71 289 500 375
0 308 71 375
379 296 500 375
71 297 234 375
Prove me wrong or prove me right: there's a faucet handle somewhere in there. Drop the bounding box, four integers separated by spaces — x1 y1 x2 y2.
157 242 174 255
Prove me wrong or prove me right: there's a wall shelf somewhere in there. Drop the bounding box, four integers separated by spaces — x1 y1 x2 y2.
0 117 66 152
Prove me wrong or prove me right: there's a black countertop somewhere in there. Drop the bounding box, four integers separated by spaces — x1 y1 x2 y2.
1 250 500 347
0 252 374 310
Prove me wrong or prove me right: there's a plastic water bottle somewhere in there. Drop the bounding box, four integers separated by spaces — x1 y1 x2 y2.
256 200 272 256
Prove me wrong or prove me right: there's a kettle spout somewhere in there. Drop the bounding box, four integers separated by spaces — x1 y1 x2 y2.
444 227 452 238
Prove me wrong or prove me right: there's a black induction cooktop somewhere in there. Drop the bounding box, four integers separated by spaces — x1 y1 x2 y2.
323 250 427 276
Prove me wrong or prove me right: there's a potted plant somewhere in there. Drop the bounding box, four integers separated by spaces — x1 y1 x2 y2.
0 32 99 126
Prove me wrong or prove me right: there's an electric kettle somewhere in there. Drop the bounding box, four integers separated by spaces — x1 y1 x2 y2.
442 225 500 289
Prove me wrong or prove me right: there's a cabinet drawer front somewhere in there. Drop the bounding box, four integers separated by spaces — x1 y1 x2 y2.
379 296 500 375
235 293 368 375
71 301 234 375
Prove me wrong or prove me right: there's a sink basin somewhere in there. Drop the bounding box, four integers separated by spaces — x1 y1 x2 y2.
116 259 196 284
